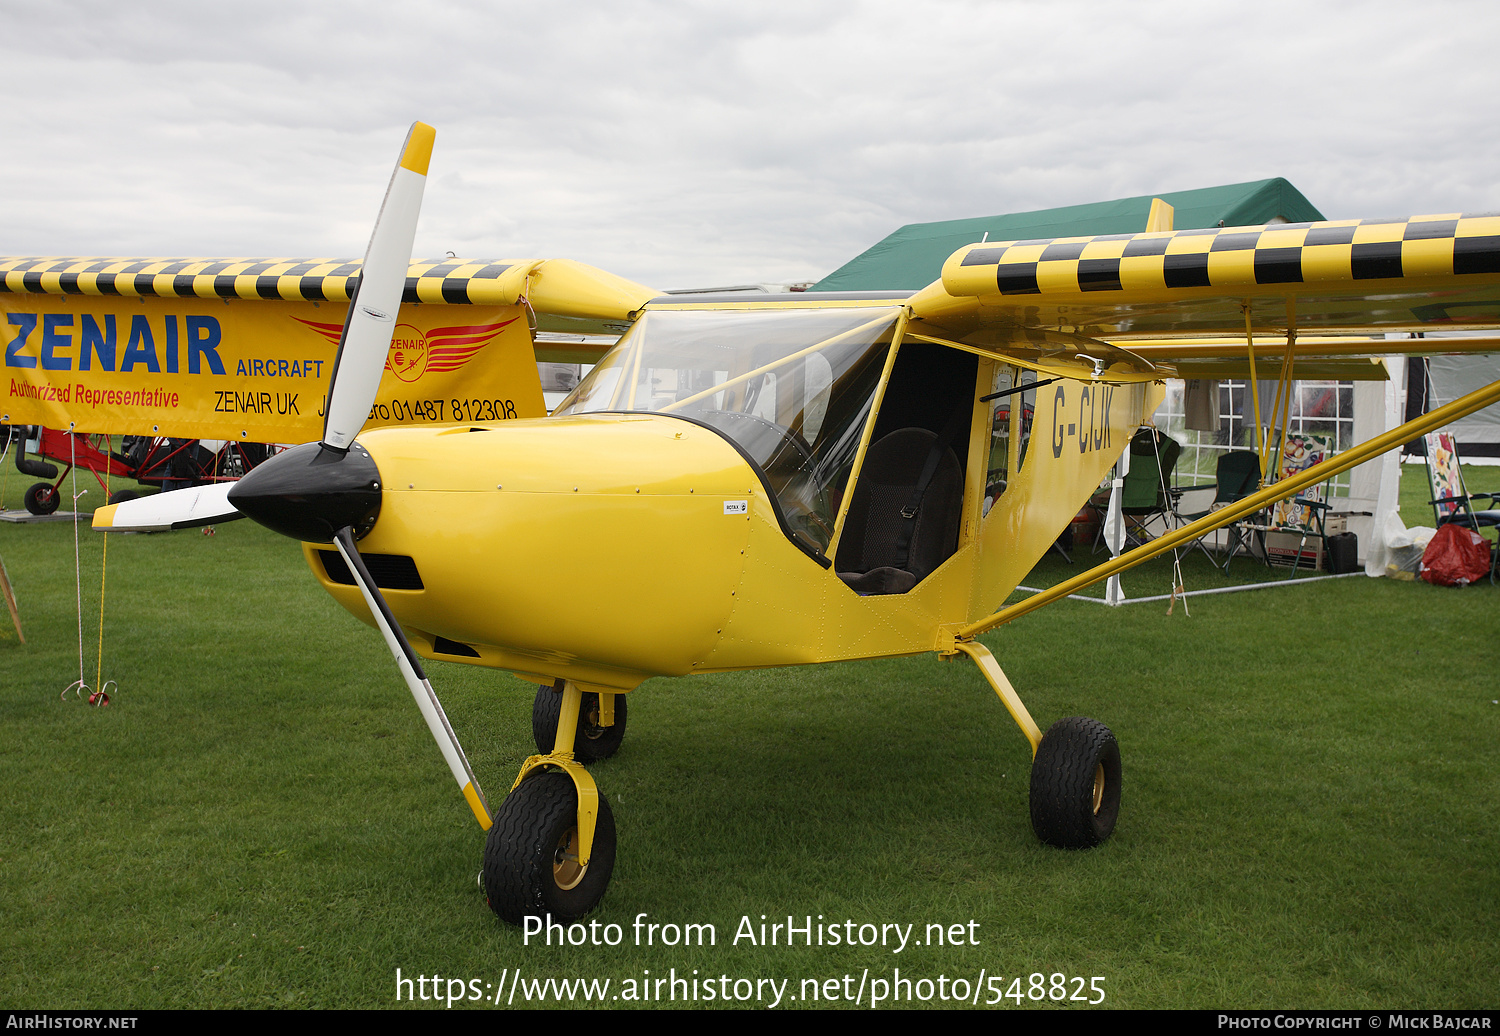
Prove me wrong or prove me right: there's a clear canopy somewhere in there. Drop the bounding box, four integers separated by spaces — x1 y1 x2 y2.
554 307 901 558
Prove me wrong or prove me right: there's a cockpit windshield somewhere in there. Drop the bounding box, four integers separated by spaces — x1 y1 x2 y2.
553 306 901 560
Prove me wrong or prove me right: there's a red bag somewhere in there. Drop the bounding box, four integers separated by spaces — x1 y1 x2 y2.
1419 524 1493 586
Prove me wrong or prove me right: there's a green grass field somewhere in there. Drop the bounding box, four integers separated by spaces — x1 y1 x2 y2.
0 463 1495 1009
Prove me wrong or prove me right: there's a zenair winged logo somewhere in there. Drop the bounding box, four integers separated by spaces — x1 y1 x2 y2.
293 316 519 383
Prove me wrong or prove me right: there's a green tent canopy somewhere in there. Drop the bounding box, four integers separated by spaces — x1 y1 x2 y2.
811 178 1325 292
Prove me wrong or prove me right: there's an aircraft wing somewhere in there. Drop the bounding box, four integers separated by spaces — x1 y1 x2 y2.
908 213 1500 364
905 211 1500 638
0 255 659 336
0 253 658 437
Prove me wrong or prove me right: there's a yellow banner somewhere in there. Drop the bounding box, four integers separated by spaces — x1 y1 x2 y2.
2 295 544 439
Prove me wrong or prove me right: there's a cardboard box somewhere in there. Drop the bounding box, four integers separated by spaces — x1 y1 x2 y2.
1265 529 1324 570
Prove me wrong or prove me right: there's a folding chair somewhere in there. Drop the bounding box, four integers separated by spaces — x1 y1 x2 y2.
1423 431 1500 531
1176 450 1262 570
1123 427 1181 544
1094 427 1180 552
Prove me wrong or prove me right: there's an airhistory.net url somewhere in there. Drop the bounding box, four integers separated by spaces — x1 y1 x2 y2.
395 967 1108 1008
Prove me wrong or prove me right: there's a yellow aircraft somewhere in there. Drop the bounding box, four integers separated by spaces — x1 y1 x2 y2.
32 123 1500 925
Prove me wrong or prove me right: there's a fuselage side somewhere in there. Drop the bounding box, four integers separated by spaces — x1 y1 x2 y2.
302 369 1159 690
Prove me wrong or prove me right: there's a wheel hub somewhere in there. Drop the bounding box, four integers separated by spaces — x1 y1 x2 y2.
553 827 586 890
1091 763 1105 815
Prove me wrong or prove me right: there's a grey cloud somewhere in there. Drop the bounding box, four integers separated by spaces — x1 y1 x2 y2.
3 0 1499 287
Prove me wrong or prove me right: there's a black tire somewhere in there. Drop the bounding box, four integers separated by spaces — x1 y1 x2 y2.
483 770 616 925
108 489 140 505
23 482 59 516
1029 716 1121 849
532 682 627 763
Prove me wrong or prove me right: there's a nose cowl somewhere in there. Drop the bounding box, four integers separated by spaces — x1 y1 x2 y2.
228 441 382 543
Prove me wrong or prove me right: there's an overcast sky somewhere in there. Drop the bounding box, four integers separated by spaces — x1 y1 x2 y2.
4 0 1499 289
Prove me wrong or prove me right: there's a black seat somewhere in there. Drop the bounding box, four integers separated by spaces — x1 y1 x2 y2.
836 427 963 595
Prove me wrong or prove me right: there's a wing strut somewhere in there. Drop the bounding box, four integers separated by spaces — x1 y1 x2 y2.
956 373 1500 639
1243 302 1265 477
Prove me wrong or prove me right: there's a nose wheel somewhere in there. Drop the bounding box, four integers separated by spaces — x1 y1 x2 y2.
483 771 617 924
532 681 627 763
24 482 60 516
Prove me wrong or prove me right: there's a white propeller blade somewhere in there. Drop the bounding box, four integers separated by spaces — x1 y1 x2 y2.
332 528 491 829
92 482 241 533
322 122 436 452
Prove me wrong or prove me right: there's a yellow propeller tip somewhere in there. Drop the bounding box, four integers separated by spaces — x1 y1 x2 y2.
91 504 117 530
399 122 436 177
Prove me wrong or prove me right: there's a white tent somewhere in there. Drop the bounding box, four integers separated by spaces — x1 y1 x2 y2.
1419 354 1500 463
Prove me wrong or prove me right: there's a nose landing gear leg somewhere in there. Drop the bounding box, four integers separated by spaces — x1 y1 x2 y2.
484 680 618 925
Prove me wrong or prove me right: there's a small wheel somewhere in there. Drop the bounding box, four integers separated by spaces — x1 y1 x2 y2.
1029 716 1121 849
24 482 59 516
108 489 140 506
532 682 627 763
483 770 616 925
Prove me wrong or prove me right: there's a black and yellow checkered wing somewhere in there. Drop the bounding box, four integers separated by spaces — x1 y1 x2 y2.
928 214 1500 339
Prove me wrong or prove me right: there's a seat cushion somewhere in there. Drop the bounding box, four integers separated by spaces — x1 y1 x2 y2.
837 567 920 595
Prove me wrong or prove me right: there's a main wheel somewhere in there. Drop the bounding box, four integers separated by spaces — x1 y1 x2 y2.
532 682 627 763
108 489 140 505
483 771 616 925
24 482 59 516
1029 716 1121 849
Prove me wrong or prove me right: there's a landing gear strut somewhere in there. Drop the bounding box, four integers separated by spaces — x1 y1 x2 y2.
485 680 620 925
951 640 1122 849
531 680 627 763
